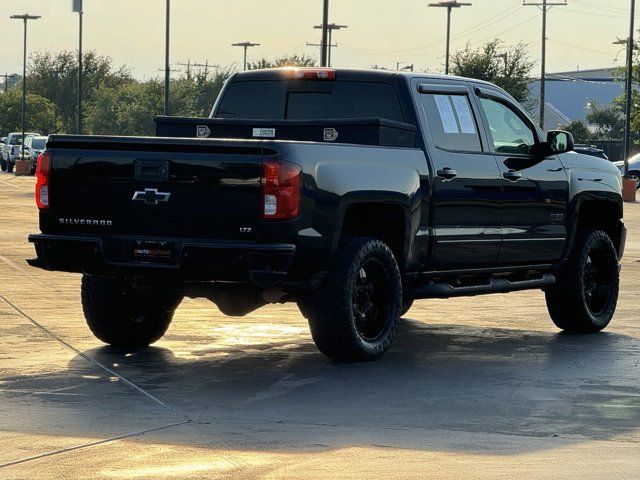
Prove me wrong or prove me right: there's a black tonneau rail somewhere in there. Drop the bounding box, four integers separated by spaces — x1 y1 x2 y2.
45 134 266 155
154 116 416 148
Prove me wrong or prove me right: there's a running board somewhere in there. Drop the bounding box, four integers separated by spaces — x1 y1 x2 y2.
411 273 555 299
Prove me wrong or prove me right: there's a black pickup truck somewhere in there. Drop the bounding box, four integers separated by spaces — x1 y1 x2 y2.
28 68 626 361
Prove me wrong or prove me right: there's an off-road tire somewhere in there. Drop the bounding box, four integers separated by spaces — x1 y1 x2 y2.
6 161 13 173
302 237 402 361
0 159 6 172
81 275 182 348
545 229 619 333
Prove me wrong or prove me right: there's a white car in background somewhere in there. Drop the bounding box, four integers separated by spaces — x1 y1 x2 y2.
614 153 640 189
1 132 40 173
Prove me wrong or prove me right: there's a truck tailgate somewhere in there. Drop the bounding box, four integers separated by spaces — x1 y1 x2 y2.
44 135 264 241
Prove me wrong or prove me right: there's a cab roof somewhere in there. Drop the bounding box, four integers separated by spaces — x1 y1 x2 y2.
230 67 496 87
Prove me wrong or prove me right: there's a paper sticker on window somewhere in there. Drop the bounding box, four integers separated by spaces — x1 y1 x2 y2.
434 95 459 134
451 96 476 134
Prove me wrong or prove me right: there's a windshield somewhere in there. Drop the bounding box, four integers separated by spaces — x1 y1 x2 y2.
32 138 47 149
215 80 404 122
9 135 24 145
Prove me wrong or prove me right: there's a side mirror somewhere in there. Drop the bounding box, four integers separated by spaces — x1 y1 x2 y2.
546 130 574 155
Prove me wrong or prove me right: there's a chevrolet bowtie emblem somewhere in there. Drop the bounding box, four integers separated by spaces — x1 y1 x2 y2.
132 188 171 205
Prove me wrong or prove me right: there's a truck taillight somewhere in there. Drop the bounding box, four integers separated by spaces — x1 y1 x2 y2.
262 160 302 220
35 151 52 210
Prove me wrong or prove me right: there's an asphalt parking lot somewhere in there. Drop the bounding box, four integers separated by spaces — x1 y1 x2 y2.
1 171 639 479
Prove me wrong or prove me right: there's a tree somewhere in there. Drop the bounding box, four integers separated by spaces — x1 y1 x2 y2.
585 100 624 140
248 54 316 70
559 120 593 144
0 90 56 135
85 80 162 136
450 40 535 103
28 50 133 133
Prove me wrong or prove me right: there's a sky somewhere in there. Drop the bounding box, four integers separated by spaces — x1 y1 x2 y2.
0 0 636 79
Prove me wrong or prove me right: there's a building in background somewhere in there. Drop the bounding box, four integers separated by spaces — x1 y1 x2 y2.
528 68 623 131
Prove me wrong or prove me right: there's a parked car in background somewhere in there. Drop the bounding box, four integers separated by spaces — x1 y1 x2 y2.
573 144 609 160
22 135 48 175
615 153 640 189
1 132 40 173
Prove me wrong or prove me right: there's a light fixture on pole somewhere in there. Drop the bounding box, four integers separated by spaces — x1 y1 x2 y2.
10 13 41 160
72 0 83 134
313 23 347 67
232 42 260 71
428 1 471 76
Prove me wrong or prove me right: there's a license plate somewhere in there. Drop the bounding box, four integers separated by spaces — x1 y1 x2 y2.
132 240 175 264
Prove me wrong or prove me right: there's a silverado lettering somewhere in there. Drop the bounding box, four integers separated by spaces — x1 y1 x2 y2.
59 218 113 226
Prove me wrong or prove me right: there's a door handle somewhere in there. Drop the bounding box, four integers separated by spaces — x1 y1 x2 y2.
503 170 522 181
437 167 458 180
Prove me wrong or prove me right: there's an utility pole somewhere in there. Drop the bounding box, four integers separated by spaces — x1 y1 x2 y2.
11 13 41 160
178 60 217 79
428 1 472 75
232 42 260 71
523 0 567 130
320 0 329 67
314 23 347 67
164 0 170 115
1 73 16 93
617 0 637 175
496 52 508 76
178 60 193 78
307 41 337 63
72 0 83 134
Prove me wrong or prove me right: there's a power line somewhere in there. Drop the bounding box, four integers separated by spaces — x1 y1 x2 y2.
523 0 567 129
336 3 521 58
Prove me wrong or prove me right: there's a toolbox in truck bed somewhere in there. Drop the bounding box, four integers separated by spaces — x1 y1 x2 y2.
154 116 416 148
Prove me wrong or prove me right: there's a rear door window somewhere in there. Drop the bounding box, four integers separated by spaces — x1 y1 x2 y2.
419 93 482 152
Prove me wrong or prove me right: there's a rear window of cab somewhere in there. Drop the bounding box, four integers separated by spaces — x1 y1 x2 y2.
215 80 404 122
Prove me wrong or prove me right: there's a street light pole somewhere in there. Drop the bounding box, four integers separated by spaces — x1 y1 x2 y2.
164 0 170 116
10 14 40 159
232 42 260 71
72 0 83 133
428 1 471 75
78 7 83 133
1 73 16 93
320 0 329 67
623 0 637 177
314 23 347 67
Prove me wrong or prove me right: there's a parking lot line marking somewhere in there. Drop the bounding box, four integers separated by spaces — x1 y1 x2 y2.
0 420 190 469
0 180 20 189
0 291 195 423
0 253 30 275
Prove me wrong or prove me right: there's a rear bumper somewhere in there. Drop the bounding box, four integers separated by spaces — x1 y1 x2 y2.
28 234 296 288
